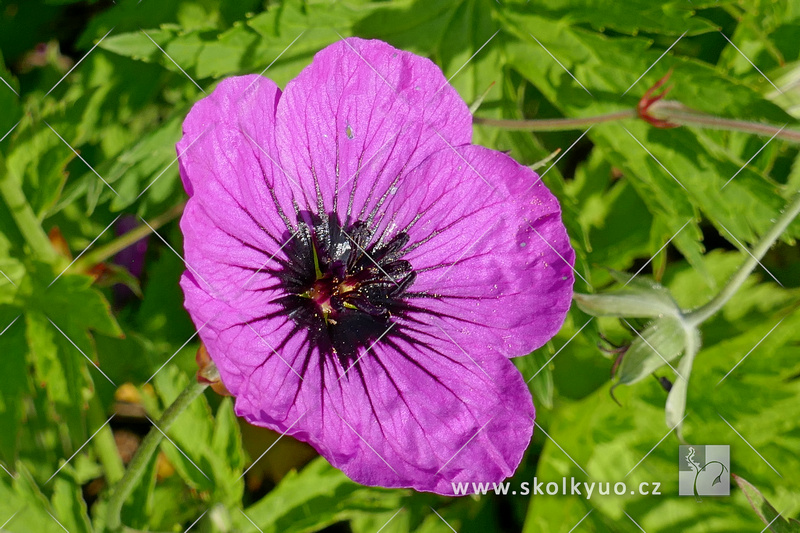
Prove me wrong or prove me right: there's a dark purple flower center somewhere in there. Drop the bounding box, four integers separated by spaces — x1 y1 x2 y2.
272 212 416 365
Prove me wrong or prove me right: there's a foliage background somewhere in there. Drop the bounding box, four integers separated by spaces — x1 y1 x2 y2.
1 0 799 531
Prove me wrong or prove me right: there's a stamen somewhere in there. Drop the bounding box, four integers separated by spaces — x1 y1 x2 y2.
276 211 416 362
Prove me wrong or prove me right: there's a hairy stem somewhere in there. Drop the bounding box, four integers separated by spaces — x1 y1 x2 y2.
473 110 636 131
652 101 800 143
473 102 800 144
106 379 208 531
73 201 186 273
686 191 800 326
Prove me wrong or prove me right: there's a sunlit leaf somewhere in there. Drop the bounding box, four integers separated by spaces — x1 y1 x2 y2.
236 457 403 533
733 474 800 533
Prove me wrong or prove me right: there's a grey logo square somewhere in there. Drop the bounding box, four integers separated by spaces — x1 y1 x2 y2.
679 445 730 496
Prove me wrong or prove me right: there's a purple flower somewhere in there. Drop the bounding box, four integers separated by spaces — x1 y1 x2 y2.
177 38 574 494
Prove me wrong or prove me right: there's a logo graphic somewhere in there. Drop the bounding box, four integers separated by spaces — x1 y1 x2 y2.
679 445 730 497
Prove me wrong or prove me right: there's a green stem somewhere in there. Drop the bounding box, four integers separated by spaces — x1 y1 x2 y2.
652 101 800 144
72 201 186 273
473 102 800 144
686 191 800 326
473 109 636 131
0 157 59 263
88 397 125 485
106 379 208 531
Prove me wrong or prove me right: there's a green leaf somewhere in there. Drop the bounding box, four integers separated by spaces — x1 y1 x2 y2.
0 463 69 533
0 153 60 264
99 31 166 61
769 60 800 119
523 239 800 532
528 349 555 410
0 308 28 463
26 310 90 448
408 0 499 105
151 366 244 507
11 46 187 218
0 50 21 136
5 261 122 450
99 1 378 88
500 9 797 284
525 0 717 36
152 367 214 491
211 398 245 475
5 117 74 218
570 150 654 283
91 263 142 298
514 342 556 409
135 235 197 346
22 262 122 339
237 457 402 533
105 115 184 213
733 474 800 533
0 199 26 291
51 476 93 533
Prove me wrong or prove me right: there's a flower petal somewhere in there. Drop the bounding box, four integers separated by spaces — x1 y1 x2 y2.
374 144 575 356
318 335 534 494
274 37 472 223
179 276 306 406
177 76 306 395
223 309 534 494
177 41 572 494
178 75 296 269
